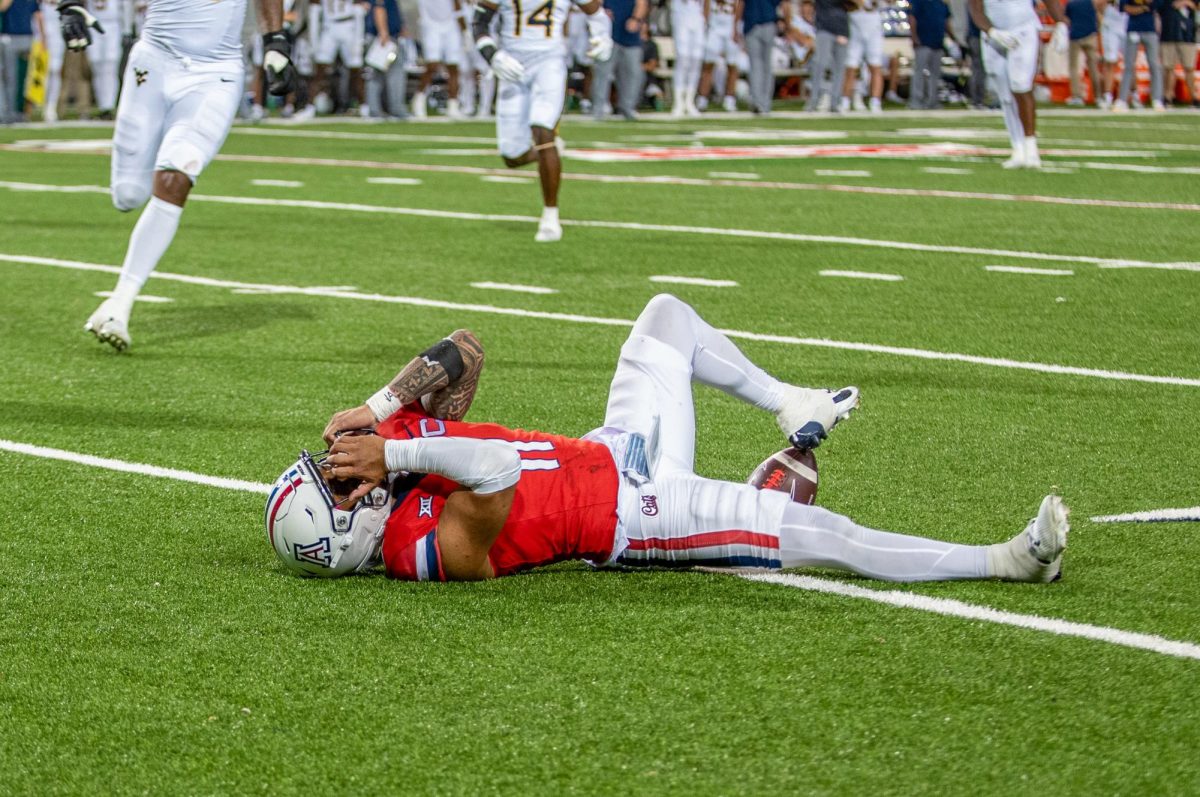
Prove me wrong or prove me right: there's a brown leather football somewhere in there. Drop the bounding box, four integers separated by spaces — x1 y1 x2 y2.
747 447 819 505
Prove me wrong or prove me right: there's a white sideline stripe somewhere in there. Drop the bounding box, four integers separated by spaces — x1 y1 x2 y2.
10 146 1200 213
479 175 535 184
649 275 739 287
5 251 1200 388
0 439 271 495
986 265 1075 276
815 169 872 177
94 290 175 303
366 176 423 185
250 179 303 188
819 269 904 282
739 572 1200 661
708 171 760 179
6 180 1197 272
3 436 1195 662
1091 507 1200 523
471 281 558 294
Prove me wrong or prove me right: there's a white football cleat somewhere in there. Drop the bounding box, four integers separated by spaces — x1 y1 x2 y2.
535 216 562 243
987 495 1070 582
1002 150 1027 169
84 304 131 352
776 385 859 450
722 95 737 112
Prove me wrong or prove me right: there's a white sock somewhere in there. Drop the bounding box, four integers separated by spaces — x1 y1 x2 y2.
779 502 988 581
631 295 784 411
540 206 559 226
107 197 184 320
1024 135 1039 161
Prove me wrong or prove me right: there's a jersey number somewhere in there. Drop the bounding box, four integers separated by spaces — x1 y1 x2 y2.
492 439 561 471
513 0 555 38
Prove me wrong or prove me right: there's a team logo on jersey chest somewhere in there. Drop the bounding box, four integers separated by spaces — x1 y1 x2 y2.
640 495 659 517
418 496 434 518
134 68 149 86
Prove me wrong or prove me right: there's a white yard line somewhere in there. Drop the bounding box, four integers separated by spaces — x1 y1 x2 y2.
707 171 761 179
985 265 1075 276
479 175 535 184
3 433 1196 662
738 573 1200 661
8 146 1200 212
470 281 558 294
0 439 270 494
5 180 1198 271
649 275 739 287
922 166 973 175
815 169 872 177
1080 162 1200 176
1091 507 1200 523
250 179 304 188
819 269 904 281
366 176 423 185
4 251 1200 388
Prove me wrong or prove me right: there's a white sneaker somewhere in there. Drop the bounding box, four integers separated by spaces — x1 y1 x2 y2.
1002 150 1026 169
1111 99 1128 112
885 89 903 104
775 386 859 450
535 218 562 243
412 91 428 119
869 97 882 114
447 98 464 118
294 104 316 121
1024 152 1042 169
1152 99 1166 112
852 94 866 112
722 95 736 112
670 103 686 118
987 495 1069 582
84 303 131 352
685 100 701 117
696 95 709 111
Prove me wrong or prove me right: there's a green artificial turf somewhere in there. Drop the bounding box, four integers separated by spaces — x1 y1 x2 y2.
1 110 1198 795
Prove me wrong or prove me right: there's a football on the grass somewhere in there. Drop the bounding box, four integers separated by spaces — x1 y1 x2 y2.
747 447 819 505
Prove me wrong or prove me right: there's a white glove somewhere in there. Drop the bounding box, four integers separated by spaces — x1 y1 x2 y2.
985 27 1019 54
587 34 613 62
1051 21 1069 54
490 49 525 82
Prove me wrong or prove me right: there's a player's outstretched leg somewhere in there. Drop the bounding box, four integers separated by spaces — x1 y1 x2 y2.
985 494 1069 582
629 294 858 448
531 125 562 243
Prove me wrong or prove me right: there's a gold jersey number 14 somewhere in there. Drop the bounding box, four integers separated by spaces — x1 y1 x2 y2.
513 0 555 37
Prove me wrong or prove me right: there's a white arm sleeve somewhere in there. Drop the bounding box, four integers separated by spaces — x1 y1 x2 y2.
585 8 612 38
384 437 521 494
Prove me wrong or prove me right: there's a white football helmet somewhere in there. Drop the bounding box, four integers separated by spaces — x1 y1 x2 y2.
265 450 390 577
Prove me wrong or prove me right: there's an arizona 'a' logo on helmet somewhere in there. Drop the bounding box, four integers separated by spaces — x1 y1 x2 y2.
293 537 332 567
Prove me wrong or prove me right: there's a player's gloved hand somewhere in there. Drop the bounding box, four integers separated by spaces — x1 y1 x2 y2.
323 404 378 445
490 49 525 82
587 34 613 62
58 0 104 51
263 30 298 96
984 27 1019 54
1050 21 1069 54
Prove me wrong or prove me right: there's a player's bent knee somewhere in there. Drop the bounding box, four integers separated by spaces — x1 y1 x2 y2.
111 182 151 212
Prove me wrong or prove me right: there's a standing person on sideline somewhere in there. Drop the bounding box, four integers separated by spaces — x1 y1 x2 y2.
696 0 739 111
35 0 65 120
737 0 781 114
969 0 1068 168
412 0 464 117
84 0 121 117
803 0 848 112
1064 0 1100 105
1158 0 1197 107
0 0 38 120
1113 0 1163 110
471 0 611 241
75 0 297 351
670 0 705 115
907 0 952 110
841 0 884 112
365 0 408 118
591 0 645 119
965 14 986 107
267 294 1070 587
312 0 367 113
1097 0 1125 107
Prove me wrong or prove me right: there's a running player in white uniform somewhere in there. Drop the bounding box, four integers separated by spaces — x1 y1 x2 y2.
412 0 465 116
841 0 884 113
472 0 611 242
37 2 67 121
58 0 297 351
84 0 123 115
969 0 1068 169
696 0 738 111
670 0 706 116
1098 0 1125 109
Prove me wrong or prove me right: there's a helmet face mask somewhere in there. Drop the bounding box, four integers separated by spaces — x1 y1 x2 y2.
265 449 390 578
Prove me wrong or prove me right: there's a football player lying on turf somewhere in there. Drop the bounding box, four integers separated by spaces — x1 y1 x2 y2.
266 294 1068 582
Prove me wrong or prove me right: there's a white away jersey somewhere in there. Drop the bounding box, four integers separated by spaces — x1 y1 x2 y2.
322 0 360 19
142 0 248 62
86 0 123 26
495 0 574 55
420 0 457 23
983 0 1039 30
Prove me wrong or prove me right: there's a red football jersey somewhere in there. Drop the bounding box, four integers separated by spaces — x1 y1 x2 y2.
376 404 620 580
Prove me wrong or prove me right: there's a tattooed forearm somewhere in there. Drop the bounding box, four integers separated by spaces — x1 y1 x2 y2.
385 356 452 407
422 329 485 421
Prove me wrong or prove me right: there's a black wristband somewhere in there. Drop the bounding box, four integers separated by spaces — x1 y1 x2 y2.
263 29 292 53
420 339 466 383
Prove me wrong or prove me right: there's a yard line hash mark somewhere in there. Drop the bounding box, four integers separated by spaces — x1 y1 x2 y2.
250 179 303 188
4 251 1200 388
4 181 1198 271
3 437 1196 662
985 265 1075 276
366 176 423 185
819 270 904 281
470 281 558 294
649 275 739 288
